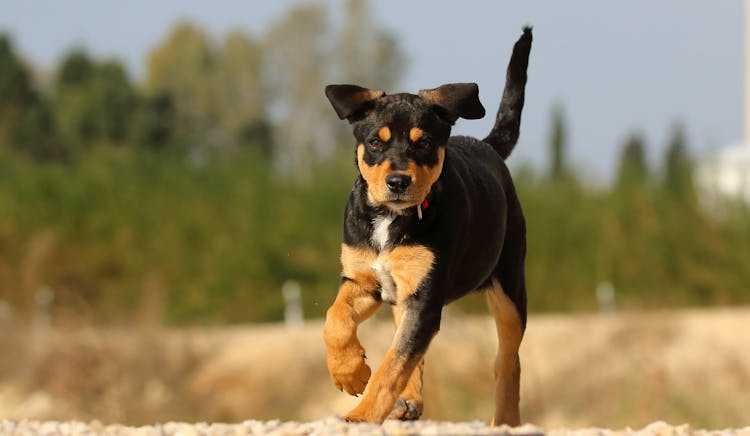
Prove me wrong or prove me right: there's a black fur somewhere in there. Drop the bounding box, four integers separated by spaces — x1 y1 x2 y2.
326 27 532 399
484 26 532 159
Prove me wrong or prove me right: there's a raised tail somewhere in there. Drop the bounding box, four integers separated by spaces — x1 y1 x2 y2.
483 27 532 160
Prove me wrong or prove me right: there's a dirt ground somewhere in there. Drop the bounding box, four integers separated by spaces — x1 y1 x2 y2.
0 307 748 429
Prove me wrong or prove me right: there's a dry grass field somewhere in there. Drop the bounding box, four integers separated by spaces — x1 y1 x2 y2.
0 307 748 430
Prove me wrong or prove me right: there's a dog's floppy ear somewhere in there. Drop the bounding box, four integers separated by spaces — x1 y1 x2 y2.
419 83 485 123
325 84 385 122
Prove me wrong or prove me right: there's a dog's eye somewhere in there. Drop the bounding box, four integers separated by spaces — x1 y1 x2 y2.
369 138 383 150
418 139 431 150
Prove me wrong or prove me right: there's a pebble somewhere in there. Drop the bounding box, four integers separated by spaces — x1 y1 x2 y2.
0 419 747 436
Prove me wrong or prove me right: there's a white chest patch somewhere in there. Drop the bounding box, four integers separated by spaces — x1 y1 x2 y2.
372 258 397 303
370 214 397 302
371 215 394 251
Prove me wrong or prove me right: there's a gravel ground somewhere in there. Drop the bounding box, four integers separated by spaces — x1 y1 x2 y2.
1 419 748 436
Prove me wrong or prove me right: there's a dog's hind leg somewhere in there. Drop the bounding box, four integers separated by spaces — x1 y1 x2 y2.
486 277 523 426
487 163 528 426
388 304 425 420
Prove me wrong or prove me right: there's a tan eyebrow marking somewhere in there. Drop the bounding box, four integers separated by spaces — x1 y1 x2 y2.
378 126 392 142
409 127 423 142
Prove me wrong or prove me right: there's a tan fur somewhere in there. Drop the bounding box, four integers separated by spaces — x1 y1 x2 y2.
357 143 445 209
323 244 382 396
355 89 385 104
341 244 378 288
404 147 445 206
418 88 444 104
409 127 423 142
382 245 434 302
341 246 435 422
357 144 392 205
485 278 523 426
378 126 392 142
342 348 422 423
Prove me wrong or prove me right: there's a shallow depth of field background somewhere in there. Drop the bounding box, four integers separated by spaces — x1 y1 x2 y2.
0 0 749 429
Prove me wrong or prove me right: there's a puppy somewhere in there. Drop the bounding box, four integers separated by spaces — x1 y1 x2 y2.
323 27 532 425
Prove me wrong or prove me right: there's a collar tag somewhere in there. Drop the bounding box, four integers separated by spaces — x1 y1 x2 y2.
417 199 429 221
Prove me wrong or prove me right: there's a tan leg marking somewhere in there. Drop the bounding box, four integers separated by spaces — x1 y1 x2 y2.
324 244 381 396
388 304 425 420
342 347 424 423
341 246 436 423
486 278 522 426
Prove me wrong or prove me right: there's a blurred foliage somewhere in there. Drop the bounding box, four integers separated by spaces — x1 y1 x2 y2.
547 104 568 182
1 0 749 326
55 50 138 148
0 146 353 324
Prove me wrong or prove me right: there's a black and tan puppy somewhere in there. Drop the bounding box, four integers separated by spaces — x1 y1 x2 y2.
323 27 532 425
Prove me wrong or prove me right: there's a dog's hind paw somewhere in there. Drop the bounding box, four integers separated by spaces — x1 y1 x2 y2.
388 397 423 420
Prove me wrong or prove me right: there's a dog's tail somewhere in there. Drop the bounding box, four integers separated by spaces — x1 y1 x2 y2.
482 27 532 160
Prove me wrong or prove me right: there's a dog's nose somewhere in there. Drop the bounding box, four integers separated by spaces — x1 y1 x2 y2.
385 173 412 193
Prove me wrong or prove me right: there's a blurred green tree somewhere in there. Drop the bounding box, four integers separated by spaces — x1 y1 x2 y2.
548 104 568 181
337 0 405 90
214 30 270 153
0 35 38 115
263 3 331 179
263 0 405 179
616 133 649 190
54 49 97 145
146 23 270 156
0 34 62 159
146 23 215 151
129 91 175 149
331 0 406 151
89 61 138 142
662 123 695 205
54 49 138 148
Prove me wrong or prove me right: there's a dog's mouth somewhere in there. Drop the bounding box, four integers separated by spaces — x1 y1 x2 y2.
382 196 419 212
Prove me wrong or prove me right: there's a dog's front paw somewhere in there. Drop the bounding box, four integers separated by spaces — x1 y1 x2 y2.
327 346 371 396
388 397 423 420
340 411 368 423
340 404 383 424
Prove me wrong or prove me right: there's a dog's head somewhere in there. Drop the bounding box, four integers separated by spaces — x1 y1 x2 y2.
325 83 485 212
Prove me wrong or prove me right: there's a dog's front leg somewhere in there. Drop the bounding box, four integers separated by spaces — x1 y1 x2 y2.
388 304 425 421
324 244 381 396
342 298 441 423
342 244 439 424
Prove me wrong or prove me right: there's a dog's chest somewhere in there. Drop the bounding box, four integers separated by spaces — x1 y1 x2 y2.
371 215 394 251
370 215 398 303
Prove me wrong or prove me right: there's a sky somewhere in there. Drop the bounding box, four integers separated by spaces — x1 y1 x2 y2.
0 0 743 181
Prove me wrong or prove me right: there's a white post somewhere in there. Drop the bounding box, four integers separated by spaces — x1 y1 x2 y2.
595 281 616 313
34 285 54 328
282 280 303 328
